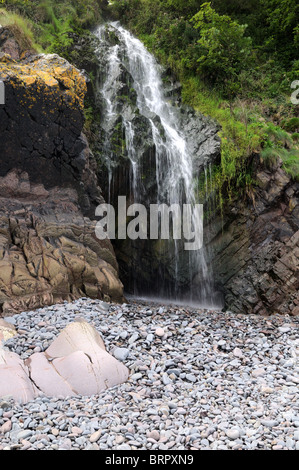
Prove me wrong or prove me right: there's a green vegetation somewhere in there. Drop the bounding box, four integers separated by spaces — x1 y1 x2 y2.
1 0 298 201
0 7 42 52
109 0 299 200
1 0 106 52
191 3 253 96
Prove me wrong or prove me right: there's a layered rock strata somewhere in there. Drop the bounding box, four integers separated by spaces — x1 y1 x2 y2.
207 158 299 315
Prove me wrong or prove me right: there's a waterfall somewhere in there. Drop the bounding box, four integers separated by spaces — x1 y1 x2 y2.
94 22 219 307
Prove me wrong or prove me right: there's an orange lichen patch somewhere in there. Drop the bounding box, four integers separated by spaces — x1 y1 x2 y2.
19 74 39 86
34 70 59 88
0 53 87 109
0 52 17 63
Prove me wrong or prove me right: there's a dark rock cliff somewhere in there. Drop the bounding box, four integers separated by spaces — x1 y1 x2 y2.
0 26 124 315
207 158 299 316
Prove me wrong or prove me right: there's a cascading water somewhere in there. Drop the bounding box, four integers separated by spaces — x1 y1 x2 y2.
94 22 221 307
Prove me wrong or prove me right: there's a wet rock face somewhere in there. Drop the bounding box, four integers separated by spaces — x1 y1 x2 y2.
0 44 124 314
90 24 221 298
207 159 299 316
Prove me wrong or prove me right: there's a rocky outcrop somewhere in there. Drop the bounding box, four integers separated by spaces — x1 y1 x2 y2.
207 158 299 316
0 320 129 403
0 24 36 61
0 28 124 315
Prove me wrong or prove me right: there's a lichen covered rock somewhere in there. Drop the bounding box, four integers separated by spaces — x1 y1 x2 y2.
0 38 124 315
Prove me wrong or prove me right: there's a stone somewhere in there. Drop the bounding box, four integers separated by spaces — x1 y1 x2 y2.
113 347 130 361
155 328 165 337
131 373 142 381
0 420 12 434
43 321 129 397
233 347 243 358
45 321 106 357
128 333 139 344
252 368 266 378
16 430 33 441
0 320 17 342
0 348 37 403
162 373 172 385
147 430 160 441
225 429 240 440
25 352 75 398
90 430 102 443
260 420 278 428
185 374 197 383
260 386 274 394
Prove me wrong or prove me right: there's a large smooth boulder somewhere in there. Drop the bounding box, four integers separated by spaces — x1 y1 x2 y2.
0 348 37 403
41 321 129 396
0 321 129 403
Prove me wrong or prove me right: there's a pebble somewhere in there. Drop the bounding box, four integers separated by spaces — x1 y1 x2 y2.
0 421 12 434
252 368 266 378
90 430 101 443
0 297 298 450
128 333 139 344
115 435 126 444
155 328 165 337
185 374 197 382
226 429 240 440
147 430 160 441
260 420 278 428
233 347 243 358
131 373 142 381
113 347 130 361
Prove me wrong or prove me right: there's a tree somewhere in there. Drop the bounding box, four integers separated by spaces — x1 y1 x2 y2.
261 0 299 64
191 2 252 94
164 0 203 17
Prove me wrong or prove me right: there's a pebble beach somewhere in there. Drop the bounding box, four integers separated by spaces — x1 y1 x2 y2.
0 298 299 451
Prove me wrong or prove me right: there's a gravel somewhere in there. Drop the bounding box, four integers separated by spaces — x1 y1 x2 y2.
0 297 298 450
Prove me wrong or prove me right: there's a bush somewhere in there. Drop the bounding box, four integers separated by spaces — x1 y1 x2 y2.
281 117 299 133
190 3 253 96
